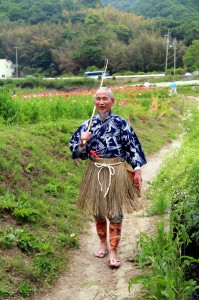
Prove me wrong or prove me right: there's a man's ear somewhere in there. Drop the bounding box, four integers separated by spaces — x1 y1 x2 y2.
111 98 116 106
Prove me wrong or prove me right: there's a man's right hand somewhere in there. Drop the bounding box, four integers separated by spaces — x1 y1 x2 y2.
80 131 91 147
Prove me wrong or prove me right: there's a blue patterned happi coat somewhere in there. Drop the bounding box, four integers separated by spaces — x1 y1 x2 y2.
69 111 147 169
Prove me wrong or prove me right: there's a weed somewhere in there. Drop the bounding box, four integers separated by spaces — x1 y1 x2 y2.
34 253 57 276
129 221 198 299
57 233 79 248
0 288 11 296
18 280 36 297
44 182 63 196
0 228 15 249
0 193 41 223
140 107 199 299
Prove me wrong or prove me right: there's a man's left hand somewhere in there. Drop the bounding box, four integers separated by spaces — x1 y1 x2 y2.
133 169 142 190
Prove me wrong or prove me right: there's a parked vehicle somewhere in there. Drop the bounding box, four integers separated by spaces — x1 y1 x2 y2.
84 71 107 79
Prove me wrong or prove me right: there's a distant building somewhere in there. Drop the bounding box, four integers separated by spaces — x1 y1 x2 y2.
0 59 15 78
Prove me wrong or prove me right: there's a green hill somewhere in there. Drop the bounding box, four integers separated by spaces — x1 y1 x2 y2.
0 0 198 76
100 0 199 21
101 0 199 45
0 0 102 24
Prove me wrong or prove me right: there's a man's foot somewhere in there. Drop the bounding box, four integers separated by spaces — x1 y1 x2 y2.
108 249 121 268
95 249 109 258
94 241 108 258
107 259 121 268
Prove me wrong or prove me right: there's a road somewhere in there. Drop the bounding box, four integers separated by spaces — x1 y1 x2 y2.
154 80 199 87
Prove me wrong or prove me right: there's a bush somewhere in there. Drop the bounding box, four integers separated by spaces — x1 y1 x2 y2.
0 87 18 123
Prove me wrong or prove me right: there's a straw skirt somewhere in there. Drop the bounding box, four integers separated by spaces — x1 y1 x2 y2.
78 157 141 216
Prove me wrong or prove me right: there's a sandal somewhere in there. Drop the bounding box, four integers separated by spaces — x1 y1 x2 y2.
95 249 109 258
107 259 121 268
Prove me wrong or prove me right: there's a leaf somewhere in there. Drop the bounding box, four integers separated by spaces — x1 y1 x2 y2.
128 275 150 291
0 289 11 296
25 162 35 173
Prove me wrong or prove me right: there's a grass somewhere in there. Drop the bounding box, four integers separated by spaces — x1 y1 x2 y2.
0 73 199 92
129 106 199 299
0 83 198 299
129 221 198 300
0 120 86 299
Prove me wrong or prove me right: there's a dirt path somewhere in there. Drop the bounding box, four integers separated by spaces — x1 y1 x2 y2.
38 140 181 300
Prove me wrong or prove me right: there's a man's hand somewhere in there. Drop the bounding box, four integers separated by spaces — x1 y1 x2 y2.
133 169 142 190
80 131 91 147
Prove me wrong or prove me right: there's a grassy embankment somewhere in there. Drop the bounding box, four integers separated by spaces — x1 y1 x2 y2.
0 72 198 92
129 102 199 299
0 83 198 299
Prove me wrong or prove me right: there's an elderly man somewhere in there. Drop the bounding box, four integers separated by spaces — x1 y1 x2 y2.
69 87 147 268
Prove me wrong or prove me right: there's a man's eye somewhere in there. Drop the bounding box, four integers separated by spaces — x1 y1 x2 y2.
96 97 109 101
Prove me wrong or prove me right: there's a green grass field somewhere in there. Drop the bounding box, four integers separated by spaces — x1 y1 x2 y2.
0 84 198 299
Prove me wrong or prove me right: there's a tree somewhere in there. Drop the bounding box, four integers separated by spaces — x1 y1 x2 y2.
70 13 87 24
183 40 199 70
73 37 105 69
79 0 102 8
112 25 132 44
125 32 166 72
84 15 104 28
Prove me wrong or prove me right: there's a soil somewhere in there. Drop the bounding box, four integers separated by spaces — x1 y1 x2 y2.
37 140 181 300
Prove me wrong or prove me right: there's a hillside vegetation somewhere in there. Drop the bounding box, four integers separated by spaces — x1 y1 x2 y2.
0 0 102 23
129 106 199 299
0 1 198 77
101 0 199 46
101 0 199 20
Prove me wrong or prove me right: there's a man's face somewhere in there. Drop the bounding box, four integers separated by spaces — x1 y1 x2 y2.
94 90 115 113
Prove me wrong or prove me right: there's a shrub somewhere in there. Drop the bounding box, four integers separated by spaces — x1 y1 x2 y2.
0 87 18 123
129 221 198 299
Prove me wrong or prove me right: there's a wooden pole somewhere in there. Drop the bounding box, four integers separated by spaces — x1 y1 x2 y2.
83 59 108 144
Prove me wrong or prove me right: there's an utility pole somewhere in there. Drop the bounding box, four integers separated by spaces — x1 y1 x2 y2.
173 37 177 76
164 29 171 74
14 46 19 78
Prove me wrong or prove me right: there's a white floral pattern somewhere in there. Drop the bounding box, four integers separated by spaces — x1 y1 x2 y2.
69 112 147 169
